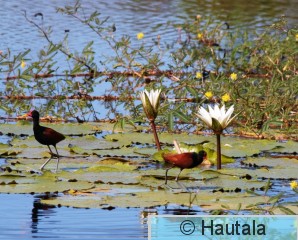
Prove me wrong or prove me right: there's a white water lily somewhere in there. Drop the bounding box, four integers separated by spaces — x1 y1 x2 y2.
197 104 235 134
139 89 161 121
197 104 237 170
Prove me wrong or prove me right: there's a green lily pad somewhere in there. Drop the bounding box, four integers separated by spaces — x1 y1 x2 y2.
105 132 210 145
136 168 266 191
221 167 298 180
0 122 98 136
40 190 271 209
0 171 94 194
242 157 298 169
203 137 285 157
268 140 298 153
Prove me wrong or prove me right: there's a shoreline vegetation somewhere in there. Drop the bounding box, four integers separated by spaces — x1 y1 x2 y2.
0 0 297 141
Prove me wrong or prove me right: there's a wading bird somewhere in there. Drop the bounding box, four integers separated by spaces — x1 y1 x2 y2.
163 150 207 184
27 110 65 172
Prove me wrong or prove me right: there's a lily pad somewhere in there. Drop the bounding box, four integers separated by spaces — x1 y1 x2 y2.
0 171 94 194
105 132 211 145
268 140 298 153
203 137 286 157
242 157 298 169
40 190 271 209
0 122 98 136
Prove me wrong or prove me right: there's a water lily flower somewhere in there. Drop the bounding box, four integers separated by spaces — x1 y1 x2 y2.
197 104 236 169
139 89 161 121
290 181 298 189
230 73 237 81
197 104 235 134
137 32 144 40
139 89 162 150
221 93 231 102
204 91 213 99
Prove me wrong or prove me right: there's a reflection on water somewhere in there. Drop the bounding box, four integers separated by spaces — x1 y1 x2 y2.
0 194 147 239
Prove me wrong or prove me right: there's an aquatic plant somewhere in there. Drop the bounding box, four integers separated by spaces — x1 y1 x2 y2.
140 89 162 150
197 104 236 169
0 1 296 140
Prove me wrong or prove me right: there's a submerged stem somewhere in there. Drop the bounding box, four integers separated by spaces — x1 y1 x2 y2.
216 134 221 169
150 120 161 150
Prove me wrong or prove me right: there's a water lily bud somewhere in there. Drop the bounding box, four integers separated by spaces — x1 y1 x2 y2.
139 89 161 121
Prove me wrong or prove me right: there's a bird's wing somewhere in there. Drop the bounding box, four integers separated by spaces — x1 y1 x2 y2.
163 153 193 169
41 127 65 143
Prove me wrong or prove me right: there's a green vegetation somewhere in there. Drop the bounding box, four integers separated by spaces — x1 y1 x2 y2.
0 1 297 139
0 122 297 214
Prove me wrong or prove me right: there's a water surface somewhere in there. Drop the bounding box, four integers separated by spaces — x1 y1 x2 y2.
0 194 147 239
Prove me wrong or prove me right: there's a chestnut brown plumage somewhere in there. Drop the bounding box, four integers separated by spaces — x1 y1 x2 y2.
27 110 65 172
163 150 207 184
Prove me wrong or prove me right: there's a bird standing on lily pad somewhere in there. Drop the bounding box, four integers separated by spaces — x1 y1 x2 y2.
197 104 236 169
27 110 65 172
162 150 207 184
139 89 162 150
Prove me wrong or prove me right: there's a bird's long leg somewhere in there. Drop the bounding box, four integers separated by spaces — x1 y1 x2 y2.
165 165 174 185
175 168 183 182
53 145 60 173
40 145 54 170
175 169 189 192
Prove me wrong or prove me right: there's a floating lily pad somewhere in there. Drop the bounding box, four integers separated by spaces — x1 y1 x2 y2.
40 190 271 209
242 157 298 169
137 168 266 191
0 122 297 213
105 132 210 145
221 167 298 180
0 122 98 136
267 141 298 153
0 171 94 194
203 137 286 157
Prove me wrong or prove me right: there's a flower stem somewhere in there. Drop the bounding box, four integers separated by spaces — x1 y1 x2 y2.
150 120 161 150
216 134 221 169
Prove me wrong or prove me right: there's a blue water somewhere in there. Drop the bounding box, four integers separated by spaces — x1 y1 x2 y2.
0 194 147 239
1 1 298 239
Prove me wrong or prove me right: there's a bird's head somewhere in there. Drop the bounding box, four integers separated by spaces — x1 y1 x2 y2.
198 150 207 160
27 110 39 119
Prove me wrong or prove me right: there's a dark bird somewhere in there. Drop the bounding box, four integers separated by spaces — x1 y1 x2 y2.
162 150 207 184
27 110 65 172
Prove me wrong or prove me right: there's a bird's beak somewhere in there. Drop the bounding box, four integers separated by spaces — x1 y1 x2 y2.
25 112 32 117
